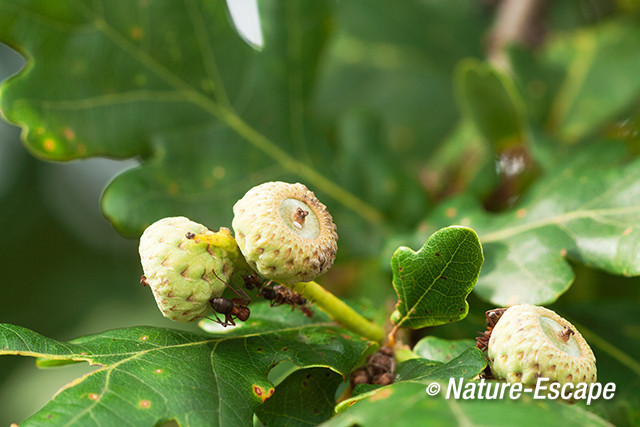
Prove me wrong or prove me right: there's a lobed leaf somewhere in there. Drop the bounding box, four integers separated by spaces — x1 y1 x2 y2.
0 0 386 238
390 226 484 329
0 303 375 426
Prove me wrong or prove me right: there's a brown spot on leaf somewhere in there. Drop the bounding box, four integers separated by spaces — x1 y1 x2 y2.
370 388 393 402
154 369 163 374
253 385 275 403
139 399 151 409
140 336 148 341
88 393 99 401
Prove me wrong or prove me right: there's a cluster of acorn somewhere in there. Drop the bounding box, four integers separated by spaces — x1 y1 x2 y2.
138 182 337 325
139 180 599 399
350 347 396 387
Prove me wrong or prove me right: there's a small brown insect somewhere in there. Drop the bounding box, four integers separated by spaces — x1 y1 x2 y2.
207 270 252 327
209 297 250 327
259 284 313 317
476 308 508 352
140 275 149 287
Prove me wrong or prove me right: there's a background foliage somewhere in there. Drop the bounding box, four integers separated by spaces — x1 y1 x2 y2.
0 0 639 425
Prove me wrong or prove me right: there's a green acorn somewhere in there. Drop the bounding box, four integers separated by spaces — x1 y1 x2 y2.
232 182 338 284
487 304 596 387
139 217 233 323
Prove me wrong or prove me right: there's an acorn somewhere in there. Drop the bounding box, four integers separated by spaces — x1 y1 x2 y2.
139 217 233 323
487 304 596 389
232 182 338 284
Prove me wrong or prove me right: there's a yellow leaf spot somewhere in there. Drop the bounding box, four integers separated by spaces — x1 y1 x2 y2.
370 388 392 402
212 166 225 179
130 26 144 40
43 138 56 152
88 393 100 401
623 227 633 236
516 209 527 218
154 369 163 374
140 336 149 341
139 399 151 409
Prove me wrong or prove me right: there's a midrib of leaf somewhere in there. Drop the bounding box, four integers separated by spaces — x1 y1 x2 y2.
480 205 640 244
183 0 230 108
60 1 384 225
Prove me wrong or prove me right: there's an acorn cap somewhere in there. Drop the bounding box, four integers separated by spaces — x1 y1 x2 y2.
232 182 338 284
487 304 596 387
139 217 233 323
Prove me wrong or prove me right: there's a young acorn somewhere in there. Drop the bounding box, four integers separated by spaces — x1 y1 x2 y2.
139 217 234 323
486 304 596 390
232 182 338 284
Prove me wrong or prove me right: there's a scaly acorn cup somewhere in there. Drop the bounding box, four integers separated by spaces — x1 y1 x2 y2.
139 217 234 323
487 304 597 389
232 182 338 284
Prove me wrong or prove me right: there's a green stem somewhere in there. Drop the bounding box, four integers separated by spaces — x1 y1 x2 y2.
288 281 385 343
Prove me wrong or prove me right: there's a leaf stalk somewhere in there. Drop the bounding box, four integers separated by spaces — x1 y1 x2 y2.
288 281 385 343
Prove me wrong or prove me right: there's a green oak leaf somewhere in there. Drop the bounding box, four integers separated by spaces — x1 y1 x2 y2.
327 382 610 427
0 303 375 426
0 0 384 238
455 59 526 151
412 336 477 363
390 226 484 329
420 147 640 306
255 367 343 427
395 348 486 382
